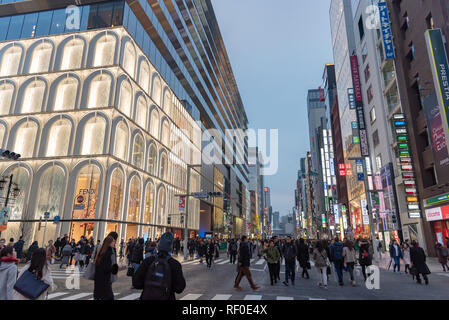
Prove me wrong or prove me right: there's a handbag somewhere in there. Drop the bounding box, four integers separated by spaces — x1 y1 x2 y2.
14 270 50 300
83 261 95 280
127 266 134 277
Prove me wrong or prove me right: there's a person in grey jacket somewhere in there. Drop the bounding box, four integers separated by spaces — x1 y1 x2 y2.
0 246 20 300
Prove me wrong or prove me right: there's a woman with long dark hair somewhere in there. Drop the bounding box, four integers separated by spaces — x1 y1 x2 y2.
312 240 328 289
93 236 118 300
343 240 356 286
13 248 54 300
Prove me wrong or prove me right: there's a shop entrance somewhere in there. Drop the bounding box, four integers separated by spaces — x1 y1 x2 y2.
125 224 138 240
70 222 94 241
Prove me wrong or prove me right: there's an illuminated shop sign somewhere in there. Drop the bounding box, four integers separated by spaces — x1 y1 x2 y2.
395 121 406 127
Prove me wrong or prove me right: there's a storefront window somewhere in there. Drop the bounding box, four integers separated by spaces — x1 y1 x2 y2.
114 120 128 160
144 182 155 224
148 144 157 176
157 187 166 225
152 76 162 106
122 41 136 78
139 60 150 93
36 165 65 219
163 91 171 114
81 116 105 155
150 108 159 138
132 134 144 168
46 119 71 157
29 42 52 74
93 34 115 67
60 38 84 70
14 121 37 158
0 46 22 76
127 175 141 223
136 95 147 129
21 79 45 113
54 77 78 111
87 74 111 108
107 169 123 220
161 120 169 146
159 153 167 180
118 79 132 117
70 164 100 240
4 167 28 220
0 82 14 115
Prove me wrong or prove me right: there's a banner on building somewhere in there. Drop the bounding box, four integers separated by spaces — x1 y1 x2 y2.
423 92 449 181
378 2 395 59
425 28 449 163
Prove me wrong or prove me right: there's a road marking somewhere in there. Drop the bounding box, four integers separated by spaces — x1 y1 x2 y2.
250 259 255 263
255 259 265 265
309 298 326 300
47 292 70 299
61 292 92 300
182 260 199 265
437 273 449 277
211 294 232 300
218 260 230 265
119 293 141 300
277 296 294 300
244 295 262 300
281 260 285 266
214 259 226 264
89 293 120 300
180 294 203 300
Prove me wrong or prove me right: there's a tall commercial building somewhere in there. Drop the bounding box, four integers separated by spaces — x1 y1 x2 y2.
386 0 449 254
263 186 272 237
307 89 327 237
0 0 248 244
295 157 308 237
249 146 264 238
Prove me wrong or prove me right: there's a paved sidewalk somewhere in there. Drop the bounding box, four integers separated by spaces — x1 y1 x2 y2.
376 253 443 273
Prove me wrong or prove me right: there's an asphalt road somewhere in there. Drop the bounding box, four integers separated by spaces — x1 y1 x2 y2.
44 254 449 300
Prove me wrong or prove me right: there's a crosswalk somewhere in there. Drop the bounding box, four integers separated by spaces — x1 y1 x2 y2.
46 291 326 301
181 258 286 267
49 267 85 280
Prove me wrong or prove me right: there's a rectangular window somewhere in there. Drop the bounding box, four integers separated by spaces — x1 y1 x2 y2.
96 1 114 28
20 13 38 38
372 130 380 147
370 107 376 123
35 11 53 37
0 17 11 41
364 64 371 82
376 155 382 171
362 43 368 62
367 85 374 103
358 16 365 41
6 15 24 40
49 8 66 35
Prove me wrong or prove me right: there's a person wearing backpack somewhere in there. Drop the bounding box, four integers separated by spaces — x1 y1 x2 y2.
228 239 238 264
436 242 449 272
330 237 344 286
132 232 186 300
60 243 73 268
281 236 297 286
130 238 144 274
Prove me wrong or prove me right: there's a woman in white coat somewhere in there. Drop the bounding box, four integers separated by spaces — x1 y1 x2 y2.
13 248 55 300
402 241 411 274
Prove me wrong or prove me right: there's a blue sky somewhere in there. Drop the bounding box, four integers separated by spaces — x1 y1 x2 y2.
211 0 334 216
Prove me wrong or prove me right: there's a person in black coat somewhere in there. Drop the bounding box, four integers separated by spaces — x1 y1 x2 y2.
205 239 215 269
130 238 144 274
296 238 310 279
13 236 25 260
410 240 430 285
93 236 118 300
26 241 39 262
234 236 260 291
132 232 186 300
359 238 372 281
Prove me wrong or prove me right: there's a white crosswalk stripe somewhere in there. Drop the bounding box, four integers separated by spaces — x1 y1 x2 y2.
211 294 232 300
118 293 141 300
218 260 230 265
89 293 120 300
309 298 326 300
47 292 70 299
250 258 255 263
244 295 262 300
277 296 294 300
61 292 91 300
214 259 226 264
180 294 203 300
255 259 265 265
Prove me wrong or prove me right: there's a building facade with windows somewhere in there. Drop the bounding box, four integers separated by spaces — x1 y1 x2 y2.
0 0 248 244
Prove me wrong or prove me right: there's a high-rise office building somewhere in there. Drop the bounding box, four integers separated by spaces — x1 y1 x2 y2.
0 0 248 243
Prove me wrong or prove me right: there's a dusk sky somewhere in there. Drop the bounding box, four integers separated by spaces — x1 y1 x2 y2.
212 0 334 216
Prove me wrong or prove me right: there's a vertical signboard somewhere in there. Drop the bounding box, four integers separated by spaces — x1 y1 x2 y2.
423 93 449 181
425 28 449 160
350 55 369 156
378 2 395 59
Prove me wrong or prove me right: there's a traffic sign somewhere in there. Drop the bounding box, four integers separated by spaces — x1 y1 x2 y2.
44 211 50 219
53 215 61 224
192 192 209 199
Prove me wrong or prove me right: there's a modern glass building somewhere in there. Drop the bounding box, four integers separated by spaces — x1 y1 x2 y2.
0 0 249 244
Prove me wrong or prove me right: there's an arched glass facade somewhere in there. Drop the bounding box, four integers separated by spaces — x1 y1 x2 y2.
127 175 140 223
21 79 45 114
107 169 124 221
13 121 37 158
114 120 128 160
87 74 111 109
29 42 52 74
132 134 144 168
0 46 22 76
81 117 105 155
53 77 77 111
60 38 84 70
0 82 14 115
46 119 71 157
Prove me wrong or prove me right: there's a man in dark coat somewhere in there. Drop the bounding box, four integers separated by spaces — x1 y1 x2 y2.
410 240 430 285
132 232 186 300
234 235 260 291
282 236 297 286
130 238 144 274
296 237 310 279
13 236 25 260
